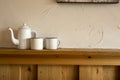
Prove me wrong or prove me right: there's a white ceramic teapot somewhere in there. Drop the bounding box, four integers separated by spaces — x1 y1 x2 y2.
9 24 36 49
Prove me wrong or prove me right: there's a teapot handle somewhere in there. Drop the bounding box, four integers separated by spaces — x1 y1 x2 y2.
31 30 37 38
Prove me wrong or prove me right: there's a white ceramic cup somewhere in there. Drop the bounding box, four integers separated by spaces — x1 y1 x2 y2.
45 37 60 50
31 38 43 50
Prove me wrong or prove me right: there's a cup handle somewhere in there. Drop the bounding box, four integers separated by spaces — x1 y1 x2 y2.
58 40 60 48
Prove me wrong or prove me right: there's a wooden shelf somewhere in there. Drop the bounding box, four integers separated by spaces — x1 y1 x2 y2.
0 48 120 65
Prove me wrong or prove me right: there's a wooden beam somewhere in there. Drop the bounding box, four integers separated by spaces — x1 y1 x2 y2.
0 48 120 65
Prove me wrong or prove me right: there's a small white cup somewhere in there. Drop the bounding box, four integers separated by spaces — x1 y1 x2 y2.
31 37 43 50
45 37 60 50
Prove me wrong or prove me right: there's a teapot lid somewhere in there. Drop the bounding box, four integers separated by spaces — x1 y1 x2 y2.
23 23 29 28
20 23 30 29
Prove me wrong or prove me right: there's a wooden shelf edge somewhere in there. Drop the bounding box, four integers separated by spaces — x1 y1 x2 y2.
0 48 120 65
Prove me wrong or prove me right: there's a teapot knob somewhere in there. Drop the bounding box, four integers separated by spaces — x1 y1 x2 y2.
23 23 27 26
23 23 29 28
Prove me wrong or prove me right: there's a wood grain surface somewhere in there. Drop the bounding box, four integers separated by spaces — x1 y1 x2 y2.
0 48 120 65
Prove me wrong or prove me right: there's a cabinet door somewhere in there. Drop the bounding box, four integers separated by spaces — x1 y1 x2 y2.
38 65 79 80
79 66 118 80
0 65 37 80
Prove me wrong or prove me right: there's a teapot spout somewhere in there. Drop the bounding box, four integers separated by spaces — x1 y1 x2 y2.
8 27 19 45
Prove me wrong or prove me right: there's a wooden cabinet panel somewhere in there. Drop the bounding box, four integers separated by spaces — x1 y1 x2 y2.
0 65 119 80
0 65 37 80
79 66 103 80
20 65 37 80
38 65 79 80
0 65 19 80
79 66 119 80
103 66 116 80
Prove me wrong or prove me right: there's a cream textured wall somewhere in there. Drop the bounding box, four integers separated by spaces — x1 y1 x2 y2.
0 0 120 48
